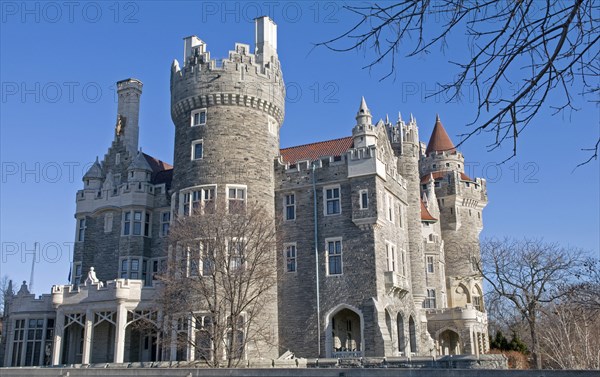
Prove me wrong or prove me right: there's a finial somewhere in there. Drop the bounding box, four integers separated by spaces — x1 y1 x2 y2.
428 173 435 183
410 113 414 123
398 112 402 123
436 113 441 123
385 114 390 124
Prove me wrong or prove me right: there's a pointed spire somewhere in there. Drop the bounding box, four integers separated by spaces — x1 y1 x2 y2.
398 112 403 123
425 114 456 155
358 96 371 115
385 114 390 124
355 96 372 126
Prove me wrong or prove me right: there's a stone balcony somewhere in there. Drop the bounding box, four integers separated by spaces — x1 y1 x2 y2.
384 271 410 294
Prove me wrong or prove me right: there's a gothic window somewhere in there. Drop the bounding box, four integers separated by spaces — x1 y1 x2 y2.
228 186 246 214
144 212 151 236
326 238 342 275
120 257 143 279
11 319 25 366
229 239 245 270
73 262 82 285
133 211 143 235
181 186 216 216
324 186 341 215
426 256 435 273
285 243 297 272
160 211 170 237
192 140 203 160
398 248 407 277
284 194 296 220
386 242 396 272
77 218 85 242
359 189 368 210
123 212 131 235
386 192 395 223
423 289 436 308
191 109 207 126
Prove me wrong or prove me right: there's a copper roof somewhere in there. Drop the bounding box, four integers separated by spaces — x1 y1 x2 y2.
425 115 456 155
280 137 354 164
420 170 473 183
420 200 437 222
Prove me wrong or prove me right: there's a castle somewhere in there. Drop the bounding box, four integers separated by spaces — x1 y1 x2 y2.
1 17 489 366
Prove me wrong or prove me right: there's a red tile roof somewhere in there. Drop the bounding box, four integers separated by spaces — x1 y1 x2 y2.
425 115 456 155
280 137 354 164
143 153 173 187
421 200 437 222
420 171 473 183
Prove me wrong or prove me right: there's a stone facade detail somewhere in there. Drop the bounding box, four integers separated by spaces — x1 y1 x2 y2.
1 17 489 367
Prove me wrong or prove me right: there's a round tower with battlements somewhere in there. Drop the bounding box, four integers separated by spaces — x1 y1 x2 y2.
419 116 488 315
169 16 284 359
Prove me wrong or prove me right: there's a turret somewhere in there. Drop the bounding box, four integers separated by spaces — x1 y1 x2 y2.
83 157 103 190
116 78 143 155
352 97 377 148
169 17 283 359
418 115 488 311
395 112 427 307
255 16 278 66
127 150 152 182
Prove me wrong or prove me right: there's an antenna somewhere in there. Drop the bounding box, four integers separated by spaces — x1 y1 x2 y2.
29 242 37 292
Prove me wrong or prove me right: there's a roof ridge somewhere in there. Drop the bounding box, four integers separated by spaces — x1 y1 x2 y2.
280 136 352 151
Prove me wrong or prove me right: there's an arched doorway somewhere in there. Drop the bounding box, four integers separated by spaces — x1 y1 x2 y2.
408 315 417 355
439 329 460 355
61 313 85 365
325 305 363 358
396 314 405 355
123 311 160 363
90 312 115 363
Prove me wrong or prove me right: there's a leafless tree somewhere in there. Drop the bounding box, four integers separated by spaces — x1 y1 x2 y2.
477 238 584 369
0 275 12 314
538 298 600 370
156 200 278 367
318 1 599 164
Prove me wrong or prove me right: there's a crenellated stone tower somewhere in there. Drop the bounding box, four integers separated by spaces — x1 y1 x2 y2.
169 16 284 359
419 116 488 328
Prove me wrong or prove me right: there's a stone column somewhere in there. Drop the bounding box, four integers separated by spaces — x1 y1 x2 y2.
52 310 65 365
114 303 127 363
82 309 93 364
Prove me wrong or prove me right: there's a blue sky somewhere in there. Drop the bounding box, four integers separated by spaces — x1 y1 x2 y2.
1 1 598 295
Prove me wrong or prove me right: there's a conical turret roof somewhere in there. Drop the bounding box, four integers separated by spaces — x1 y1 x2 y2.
357 96 371 116
425 114 456 155
129 150 152 171
83 157 102 179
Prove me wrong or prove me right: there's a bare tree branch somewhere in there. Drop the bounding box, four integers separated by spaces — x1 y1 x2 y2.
317 1 599 164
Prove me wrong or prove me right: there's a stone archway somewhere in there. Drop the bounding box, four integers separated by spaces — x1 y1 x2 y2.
396 313 406 355
439 329 460 355
123 310 160 363
324 304 364 358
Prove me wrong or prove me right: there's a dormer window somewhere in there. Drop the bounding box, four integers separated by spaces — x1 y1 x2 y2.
191 109 207 126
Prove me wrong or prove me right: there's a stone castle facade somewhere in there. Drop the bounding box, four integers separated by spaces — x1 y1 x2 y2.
1 17 489 367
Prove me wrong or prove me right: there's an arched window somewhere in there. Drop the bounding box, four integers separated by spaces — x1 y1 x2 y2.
396 314 405 355
408 316 417 355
